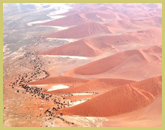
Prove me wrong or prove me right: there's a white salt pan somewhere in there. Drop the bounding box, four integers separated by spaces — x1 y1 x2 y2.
47 84 69 91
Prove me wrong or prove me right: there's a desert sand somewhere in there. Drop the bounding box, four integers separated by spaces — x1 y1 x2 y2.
3 3 162 127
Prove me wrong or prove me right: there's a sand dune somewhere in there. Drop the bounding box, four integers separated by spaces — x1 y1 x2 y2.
104 16 162 33
39 13 88 27
39 39 116 57
130 16 162 27
60 76 162 117
40 7 116 27
39 40 100 57
3 3 162 127
78 11 116 21
131 28 162 44
87 28 162 46
105 20 139 30
39 28 161 58
103 94 162 127
65 45 162 80
67 46 161 75
45 22 111 39
28 76 88 86
46 78 135 94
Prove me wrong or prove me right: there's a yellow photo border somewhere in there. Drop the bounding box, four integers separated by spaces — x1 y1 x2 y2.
0 0 164 129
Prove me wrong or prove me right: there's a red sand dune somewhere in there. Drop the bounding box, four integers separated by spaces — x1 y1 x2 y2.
142 45 162 62
39 39 116 57
46 78 135 94
86 28 162 46
70 3 160 21
39 13 88 26
28 76 88 85
130 16 162 27
79 11 116 21
39 28 161 57
45 22 111 39
60 76 162 117
103 94 162 127
78 12 104 22
132 75 162 97
95 11 116 20
130 28 162 44
53 5 116 21
39 40 100 57
104 16 162 32
64 12 112 22
66 45 161 75
105 19 138 30
65 45 162 81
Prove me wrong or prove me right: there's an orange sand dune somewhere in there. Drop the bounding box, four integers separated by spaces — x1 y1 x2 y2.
60 76 162 117
46 78 135 94
28 76 88 86
45 22 111 39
